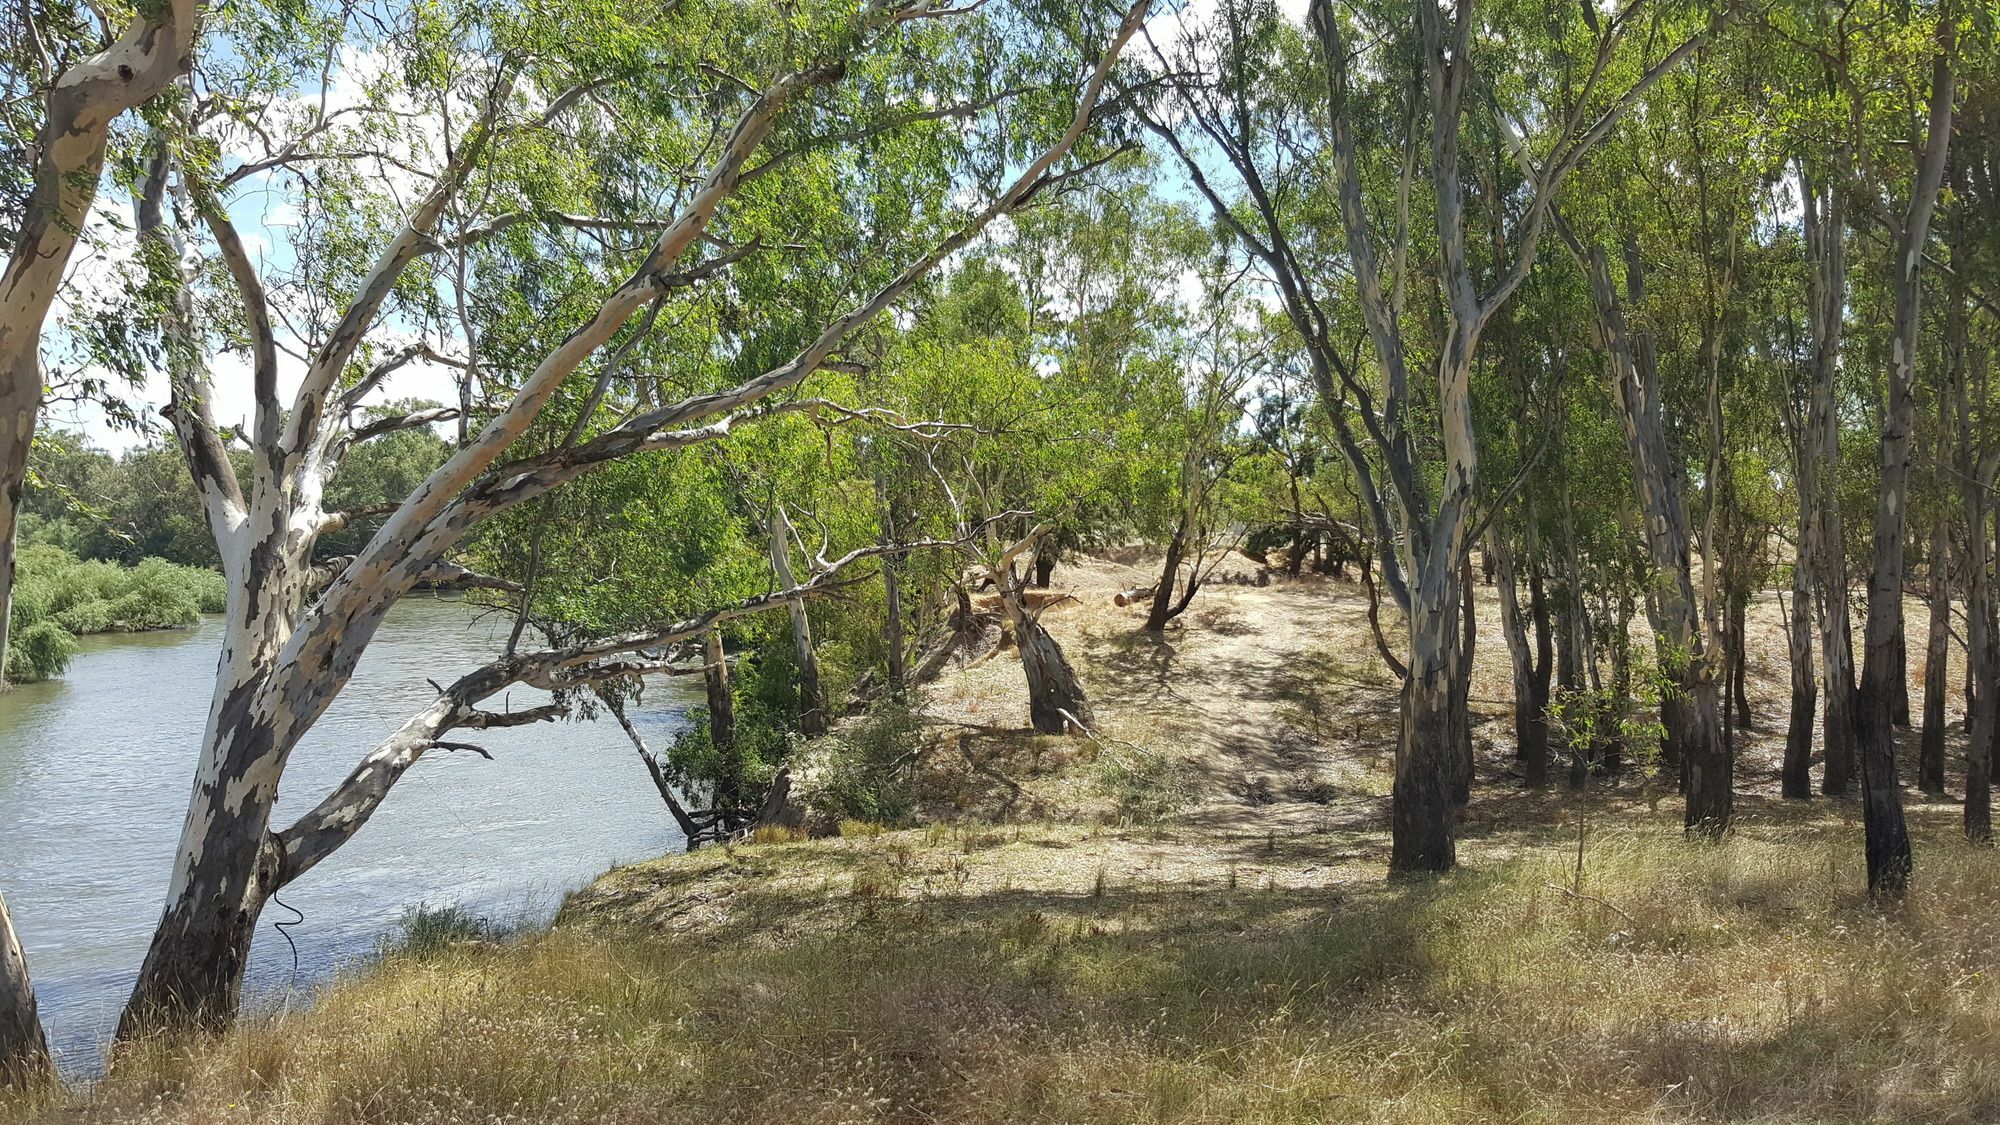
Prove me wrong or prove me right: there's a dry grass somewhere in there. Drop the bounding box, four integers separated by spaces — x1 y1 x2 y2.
10 558 1998 1123
11 816 2000 1124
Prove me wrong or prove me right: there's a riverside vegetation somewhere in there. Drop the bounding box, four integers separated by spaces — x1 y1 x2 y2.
8 559 2000 1124
1 0 1997 1120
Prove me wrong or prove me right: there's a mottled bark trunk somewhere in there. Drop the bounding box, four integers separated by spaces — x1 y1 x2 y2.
0 892 48 1088
1783 537 1818 799
119 707 289 1036
767 508 824 737
1802 166 1858 797
1581 242 1728 832
1393 591 1459 875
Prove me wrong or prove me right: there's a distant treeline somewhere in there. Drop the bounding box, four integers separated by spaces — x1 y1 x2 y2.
9 420 451 680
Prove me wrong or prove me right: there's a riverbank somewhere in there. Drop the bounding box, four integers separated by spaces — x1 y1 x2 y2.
4 546 225 682
9 559 1999 1123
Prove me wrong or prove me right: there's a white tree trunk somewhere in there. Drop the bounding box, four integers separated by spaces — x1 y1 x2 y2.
0 1 199 683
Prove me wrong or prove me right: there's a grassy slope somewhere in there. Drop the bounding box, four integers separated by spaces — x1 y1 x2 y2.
12 556 2000 1124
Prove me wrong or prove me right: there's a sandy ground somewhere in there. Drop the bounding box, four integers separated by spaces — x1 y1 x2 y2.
569 548 1973 940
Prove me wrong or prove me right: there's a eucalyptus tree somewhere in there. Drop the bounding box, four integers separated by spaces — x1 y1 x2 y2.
0 0 202 1079
99 0 1144 1035
0 1 198 689
1847 2 1954 896
1138 0 1707 872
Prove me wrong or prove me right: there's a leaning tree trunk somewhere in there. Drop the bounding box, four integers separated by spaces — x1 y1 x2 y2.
0 892 48 1088
767 507 825 737
1145 523 1187 632
1853 37 1949 895
1002 588 1088 734
1783 533 1819 799
1580 241 1729 835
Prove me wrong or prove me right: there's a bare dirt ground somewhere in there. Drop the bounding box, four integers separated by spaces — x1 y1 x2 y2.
571 549 1972 945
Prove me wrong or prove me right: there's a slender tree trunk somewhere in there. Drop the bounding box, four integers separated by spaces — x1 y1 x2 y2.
875 470 906 700
703 626 737 806
767 507 824 737
612 698 702 844
0 892 48 1088
1579 241 1729 833
1493 525 1547 785
1920 499 1952 798
1729 589 1751 729
1528 561 1554 787
1955 269 1993 841
1448 552 1476 805
1854 35 1950 895
1802 166 1858 797
1784 530 1819 798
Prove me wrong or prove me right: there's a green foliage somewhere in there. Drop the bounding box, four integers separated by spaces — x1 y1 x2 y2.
5 545 224 681
5 621 76 684
802 703 925 827
389 904 505 959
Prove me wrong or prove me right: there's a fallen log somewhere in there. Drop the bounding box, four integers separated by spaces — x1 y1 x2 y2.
1113 585 1157 607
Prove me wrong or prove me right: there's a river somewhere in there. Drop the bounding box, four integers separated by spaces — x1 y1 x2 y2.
0 596 693 1072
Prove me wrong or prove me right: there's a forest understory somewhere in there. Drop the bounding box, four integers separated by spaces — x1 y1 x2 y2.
16 553 2000 1125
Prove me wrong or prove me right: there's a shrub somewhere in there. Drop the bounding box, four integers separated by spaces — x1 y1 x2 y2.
6 620 75 683
1093 746 1195 825
390 904 503 958
5 546 223 679
52 598 112 634
806 703 924 827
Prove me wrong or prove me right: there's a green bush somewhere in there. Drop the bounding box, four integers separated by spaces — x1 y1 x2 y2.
5 545 223 679
390 904 504 959
53 598 112 634
806 703 925 827
6 620 75 683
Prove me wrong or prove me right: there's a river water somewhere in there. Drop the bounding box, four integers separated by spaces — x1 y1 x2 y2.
0 596 693 1072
